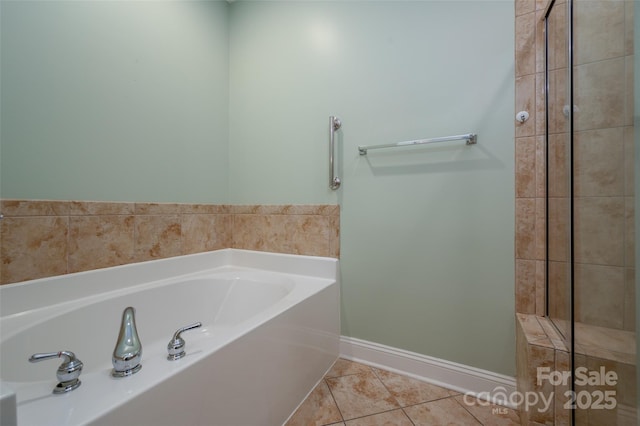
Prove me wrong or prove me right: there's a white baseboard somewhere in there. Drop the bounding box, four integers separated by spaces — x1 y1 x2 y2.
340 336 517 409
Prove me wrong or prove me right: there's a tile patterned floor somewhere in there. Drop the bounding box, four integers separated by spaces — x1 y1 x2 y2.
285 359 520 426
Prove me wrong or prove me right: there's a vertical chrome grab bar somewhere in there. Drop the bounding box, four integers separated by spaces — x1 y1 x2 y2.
329 115 341 190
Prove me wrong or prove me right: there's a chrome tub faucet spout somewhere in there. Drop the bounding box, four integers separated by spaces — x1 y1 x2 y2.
112 306 142 377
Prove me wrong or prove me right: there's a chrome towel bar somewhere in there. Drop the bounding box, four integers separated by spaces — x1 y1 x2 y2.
358 133 477 155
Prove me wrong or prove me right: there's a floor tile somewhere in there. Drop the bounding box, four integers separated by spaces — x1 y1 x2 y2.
326 370 400 420
285 381 343 426
372 368 458 406
403 397 482 425
453 395 521 426
325 358 372 378
344 409 414 426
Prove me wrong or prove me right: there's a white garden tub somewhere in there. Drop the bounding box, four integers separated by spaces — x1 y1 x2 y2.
0 249 340 426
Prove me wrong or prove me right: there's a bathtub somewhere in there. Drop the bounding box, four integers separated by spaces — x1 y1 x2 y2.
0 249 340 426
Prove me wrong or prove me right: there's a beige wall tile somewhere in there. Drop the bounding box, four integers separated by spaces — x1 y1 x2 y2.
535 136 546 198
548 197 569 262
625 55 634 127
516 12 536 77
535 198 545 260
547 69 569 135
574 197 625 266
548 133 570 198
179 204 231 214
535 72 546 136
574 0 625 65
535 260 545 316
553 350 571 426
624 268 636 331
535 11 545 74
548 261 569 325
574 127 625 197
516 74 536 138
516 259 536 314
624 127 635 196
181 214 231 255
134 202 181 215
134 215 182 262
69 215 135 273
574 263 625 329
625 0 634 56
547 3 567 71
1 217 68 284
69 201 134 216
516 0 535 16
516 198 536 260
626 197 635 268
515 137 536 198
574 58 626 131
1 199 69 216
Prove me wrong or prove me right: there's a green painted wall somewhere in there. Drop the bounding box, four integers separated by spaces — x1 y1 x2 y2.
1 0 515 376
229 1 515 375
0 0 230 203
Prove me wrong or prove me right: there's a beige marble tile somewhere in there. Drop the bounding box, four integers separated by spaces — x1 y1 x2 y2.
68 215 135 273
516 74 536 138
515 137 536 198
547 197 569 262
625 55 634 127
134 202 181 215
403 397 481 425
574 322 636 359
574 0 625 65
535 260 545 316
134 215 182 262
178 204 230 214
232 204 338 216
325 371 399 420
69 201 134 216
574 58 626 132
625 198 635 269
535 71 545 136
232 214 331 257
624 0 634 56
575 263 625 329
453 395 520 426
372 368 457 407
181 214 231 255
329 214 340 259
526 344 555 424
547 2 567 71
574 128 625 197
515 0 535 16
516 313 548 344
547 69 569 135
574 197 625 266
344 409 413 426
547 261 570 325
553 350 571 426
516 12 536 77
1 199 69 217
534 198 545 261
325 359 372 379
285 381 343 426
535 136 545 198
515 198 536 260
624 268 636 331
624 127 635 197
516 259 536 314
538 316 568 352
535 11 545 74
548 133 570 198
1 216 68 284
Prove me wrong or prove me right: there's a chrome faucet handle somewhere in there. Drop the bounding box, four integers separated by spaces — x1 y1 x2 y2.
29 351 83 394
167 322 202 361
112 307 142 377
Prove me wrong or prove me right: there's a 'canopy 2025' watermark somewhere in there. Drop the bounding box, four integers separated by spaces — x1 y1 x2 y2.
462 366 618 413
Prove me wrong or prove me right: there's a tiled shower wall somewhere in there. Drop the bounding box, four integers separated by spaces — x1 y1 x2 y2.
516 0 636 328
0 199 339 285
515 0 548 317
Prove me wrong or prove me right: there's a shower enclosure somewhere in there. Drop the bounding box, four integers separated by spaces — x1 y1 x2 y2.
545 0 636 424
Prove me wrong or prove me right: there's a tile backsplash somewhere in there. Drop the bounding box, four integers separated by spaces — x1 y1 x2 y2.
0 199 339 285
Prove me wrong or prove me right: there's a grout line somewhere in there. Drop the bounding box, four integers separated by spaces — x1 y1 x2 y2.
323 378 346 425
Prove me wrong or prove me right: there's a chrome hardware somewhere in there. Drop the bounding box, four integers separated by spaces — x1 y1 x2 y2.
29 351 83 394
112 307 142 377
329 115 341 190
167 322 202 361
358 133 477 155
